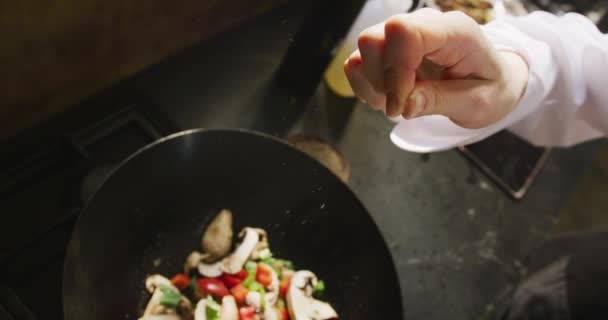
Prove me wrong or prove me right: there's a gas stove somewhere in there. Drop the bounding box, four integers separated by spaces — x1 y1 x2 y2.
0 91 178 319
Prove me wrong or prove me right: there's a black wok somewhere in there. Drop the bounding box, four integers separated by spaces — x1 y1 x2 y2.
63 129 403 319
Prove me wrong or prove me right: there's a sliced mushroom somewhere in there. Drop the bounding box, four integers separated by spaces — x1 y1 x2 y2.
141 277 194 320
219 296 238 320
197 254 224 278
141 287 166 317
264 307 280 320
249 228 269 260
179 297 194 320
287 271 338 320
222 228 261 274
194 299 207 320
184 251 203 274
201 209 234 262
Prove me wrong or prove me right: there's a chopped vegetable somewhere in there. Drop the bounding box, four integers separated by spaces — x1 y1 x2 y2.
220 273 242 289
277 298 286 309
197 278 229 297
158 284 182 308
256 263 274 287
276 259 295 271
170 273 190 290
230 284 249 304
189 274 198 292
234 269 248 280
139 216 338 320
258 248 273 260
205 296 221 320
239 306 256 320
260 258 295 276
314 279 326 294
245 261 257 272
260 258 276 270
278 307 289 320
247 281 264 292
242 275 255 288
247 282 266 311
279 274 292 298
242 263 257 288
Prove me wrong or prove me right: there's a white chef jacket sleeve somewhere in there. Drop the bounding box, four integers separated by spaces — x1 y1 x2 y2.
389 11 608 153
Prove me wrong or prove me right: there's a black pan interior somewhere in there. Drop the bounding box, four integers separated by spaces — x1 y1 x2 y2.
63 129 403 319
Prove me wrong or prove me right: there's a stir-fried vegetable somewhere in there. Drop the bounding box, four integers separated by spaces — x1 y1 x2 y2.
279 274 291 298
239 306 256 320
205 296 221 320
197 278 229 298
139 209 338 320
314 280 326 295
229 284 249 304
220 273 242 289
256 264 274 287
159 284 183 308
171 274 191 290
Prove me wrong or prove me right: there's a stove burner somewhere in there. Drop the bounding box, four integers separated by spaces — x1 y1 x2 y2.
0 94 178 320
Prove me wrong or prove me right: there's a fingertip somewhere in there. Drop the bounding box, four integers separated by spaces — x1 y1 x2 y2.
385 92 400 117
384 14 407 39
358 23 385 47
344 51 362 74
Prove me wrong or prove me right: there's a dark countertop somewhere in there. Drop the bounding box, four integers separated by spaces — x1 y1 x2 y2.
124 3 599 319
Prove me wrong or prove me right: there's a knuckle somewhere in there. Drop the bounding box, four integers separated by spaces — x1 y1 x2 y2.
385 14 406 26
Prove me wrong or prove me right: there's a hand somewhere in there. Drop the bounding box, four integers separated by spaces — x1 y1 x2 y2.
343 9 529 129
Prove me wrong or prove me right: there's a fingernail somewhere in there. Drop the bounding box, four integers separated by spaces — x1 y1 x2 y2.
407 90 426 119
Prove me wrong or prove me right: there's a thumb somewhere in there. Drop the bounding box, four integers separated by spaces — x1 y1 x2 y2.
402 79 497 128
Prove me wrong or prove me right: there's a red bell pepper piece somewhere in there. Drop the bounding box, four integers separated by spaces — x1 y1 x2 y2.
170 273 190 290
279 274 291 298
230 284 249 304
239 306 256 320
220 273 242 289
278 307 290 320
234 269 248 280
256 264 274 287
197 278 229 297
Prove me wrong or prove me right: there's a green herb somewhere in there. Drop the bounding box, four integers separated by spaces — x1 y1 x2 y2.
205 296 221 320
158 284 182 308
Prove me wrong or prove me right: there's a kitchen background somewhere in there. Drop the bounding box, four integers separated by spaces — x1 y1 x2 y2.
1 0 607 319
